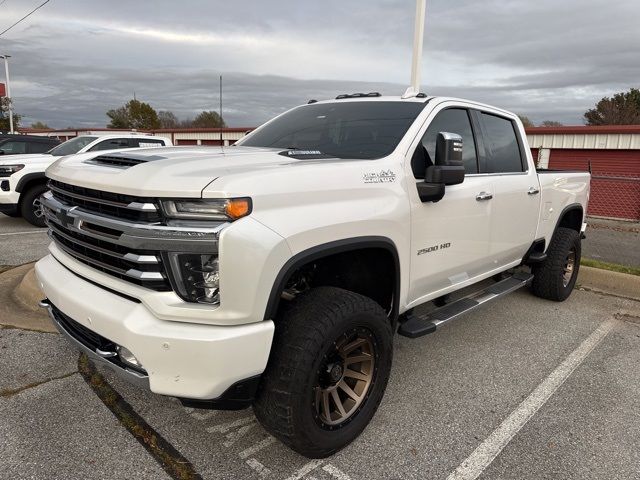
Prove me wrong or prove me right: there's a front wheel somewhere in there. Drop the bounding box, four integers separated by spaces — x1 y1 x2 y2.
532 227 581 301
20 184 48 227
253 286 393 458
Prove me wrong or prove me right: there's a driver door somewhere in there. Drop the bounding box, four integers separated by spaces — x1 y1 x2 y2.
407 106 495 306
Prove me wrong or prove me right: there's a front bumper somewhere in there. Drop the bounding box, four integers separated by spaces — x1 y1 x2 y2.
0 202 18 216
35 254 275 400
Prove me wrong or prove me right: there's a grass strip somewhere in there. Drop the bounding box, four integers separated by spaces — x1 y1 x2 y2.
582 258 640 277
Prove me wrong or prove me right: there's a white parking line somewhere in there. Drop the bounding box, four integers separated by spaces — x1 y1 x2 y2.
446 317 617 480
323 464 353 480
246 458 271 478
0 230 47 236
283 460 324 480
239 436 276 459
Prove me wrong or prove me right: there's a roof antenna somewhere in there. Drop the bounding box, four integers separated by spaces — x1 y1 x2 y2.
402 0 427 99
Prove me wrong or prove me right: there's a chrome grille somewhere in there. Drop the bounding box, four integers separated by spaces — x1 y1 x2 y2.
48 180 161 223
47 220 170 290
43 183 171 291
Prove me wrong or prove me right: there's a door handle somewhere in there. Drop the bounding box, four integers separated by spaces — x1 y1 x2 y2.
476 192 493 201
527 187 540 195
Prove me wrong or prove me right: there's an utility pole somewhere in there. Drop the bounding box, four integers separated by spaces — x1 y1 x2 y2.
402 0 427 98
1 55 14 133
219 75 223 146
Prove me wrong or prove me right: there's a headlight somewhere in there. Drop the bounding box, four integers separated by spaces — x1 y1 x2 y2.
165 253 220 305
0 164 25 177
161 198 251 221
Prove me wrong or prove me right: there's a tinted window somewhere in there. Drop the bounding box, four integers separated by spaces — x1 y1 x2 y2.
480 113 523 173
49 136 98 156
0 141 27 154
130 138 165 148
238 101 426 160
28 142 55 154
420 108 478 174
89 138 132 152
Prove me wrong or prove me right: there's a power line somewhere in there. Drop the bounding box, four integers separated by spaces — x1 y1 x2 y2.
0 1 8 8
0 0 51 37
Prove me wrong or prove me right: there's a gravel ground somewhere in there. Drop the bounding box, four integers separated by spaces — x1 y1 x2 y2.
2 288 639 480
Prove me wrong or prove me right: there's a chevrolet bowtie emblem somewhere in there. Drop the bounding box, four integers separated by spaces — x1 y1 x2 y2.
56 206 77 228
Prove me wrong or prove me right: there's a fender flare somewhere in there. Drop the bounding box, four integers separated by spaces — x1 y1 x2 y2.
549 203 584 248
264 236 401 322
15 172 47 194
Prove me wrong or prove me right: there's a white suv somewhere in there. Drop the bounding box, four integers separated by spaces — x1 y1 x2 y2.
0 133 171 226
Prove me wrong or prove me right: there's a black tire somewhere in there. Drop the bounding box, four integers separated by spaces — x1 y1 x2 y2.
253 286 393 458
20 184 48 227
532 227 581 301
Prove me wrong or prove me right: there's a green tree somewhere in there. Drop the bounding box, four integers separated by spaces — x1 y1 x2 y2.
191 110 226 128
0 97 21 131
517 115 534 128
106 99 160 129
158 110 179 128
31 121 50 129
540 120 563 127
584 88 640 125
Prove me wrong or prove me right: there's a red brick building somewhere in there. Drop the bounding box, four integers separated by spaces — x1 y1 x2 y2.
527 126 640 221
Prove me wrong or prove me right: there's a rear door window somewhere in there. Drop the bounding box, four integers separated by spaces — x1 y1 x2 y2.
89 138 132 152
479 113 524 173
129 138 165 148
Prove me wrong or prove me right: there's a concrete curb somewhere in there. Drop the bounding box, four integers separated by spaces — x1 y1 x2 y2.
0 262 55 333
577 266 640 301
12 266 44 312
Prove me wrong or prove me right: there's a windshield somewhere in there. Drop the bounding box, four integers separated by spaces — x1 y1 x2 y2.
238 101 426 159
48 136 98 156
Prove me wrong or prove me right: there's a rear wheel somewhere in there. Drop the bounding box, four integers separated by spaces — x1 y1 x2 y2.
532 227 581 301
253 286 393 458
20 184 48 227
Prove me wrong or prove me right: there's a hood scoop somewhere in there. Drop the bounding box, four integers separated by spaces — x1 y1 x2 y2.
85 152 167 169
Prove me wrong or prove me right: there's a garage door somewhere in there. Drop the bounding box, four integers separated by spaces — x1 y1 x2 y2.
549 149 640 220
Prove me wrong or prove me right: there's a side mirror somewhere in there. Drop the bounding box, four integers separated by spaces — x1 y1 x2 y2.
417 132 466 202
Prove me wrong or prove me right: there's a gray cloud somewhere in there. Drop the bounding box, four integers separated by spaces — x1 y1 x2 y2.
1 0 638 128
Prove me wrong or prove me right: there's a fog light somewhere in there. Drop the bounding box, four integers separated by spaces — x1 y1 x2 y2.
165 253 220 305
116 345 144 371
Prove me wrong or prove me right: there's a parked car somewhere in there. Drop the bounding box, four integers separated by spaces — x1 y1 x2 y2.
0 134 60 155
0 133 171 226
35 95 590 458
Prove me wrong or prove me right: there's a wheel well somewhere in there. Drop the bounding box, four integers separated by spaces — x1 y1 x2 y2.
16 176 47 206
558 206 583 232
266 241 400 322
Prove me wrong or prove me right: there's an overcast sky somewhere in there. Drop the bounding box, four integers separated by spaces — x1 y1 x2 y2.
1 0 638 128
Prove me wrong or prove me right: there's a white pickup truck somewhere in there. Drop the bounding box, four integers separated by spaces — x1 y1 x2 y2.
35 94 590 458
0 133 171 226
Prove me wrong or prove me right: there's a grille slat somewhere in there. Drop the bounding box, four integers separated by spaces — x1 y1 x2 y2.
49 180 161 223
46 181 171 291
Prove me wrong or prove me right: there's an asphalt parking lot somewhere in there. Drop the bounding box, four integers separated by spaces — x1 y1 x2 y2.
2 273 639 479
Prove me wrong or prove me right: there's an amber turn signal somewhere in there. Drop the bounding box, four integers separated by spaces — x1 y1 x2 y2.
225 198 252 220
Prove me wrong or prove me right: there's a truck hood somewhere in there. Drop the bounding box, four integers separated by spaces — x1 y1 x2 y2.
0 153 59 165
45 146 306 197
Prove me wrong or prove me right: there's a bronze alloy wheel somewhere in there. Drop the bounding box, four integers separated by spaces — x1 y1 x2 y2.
562 248 576 287
313 327 376 429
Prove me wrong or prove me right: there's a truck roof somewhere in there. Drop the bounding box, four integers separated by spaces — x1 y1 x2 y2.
306 95 517 118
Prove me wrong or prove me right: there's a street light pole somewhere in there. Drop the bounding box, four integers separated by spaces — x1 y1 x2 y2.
1 55 14 134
